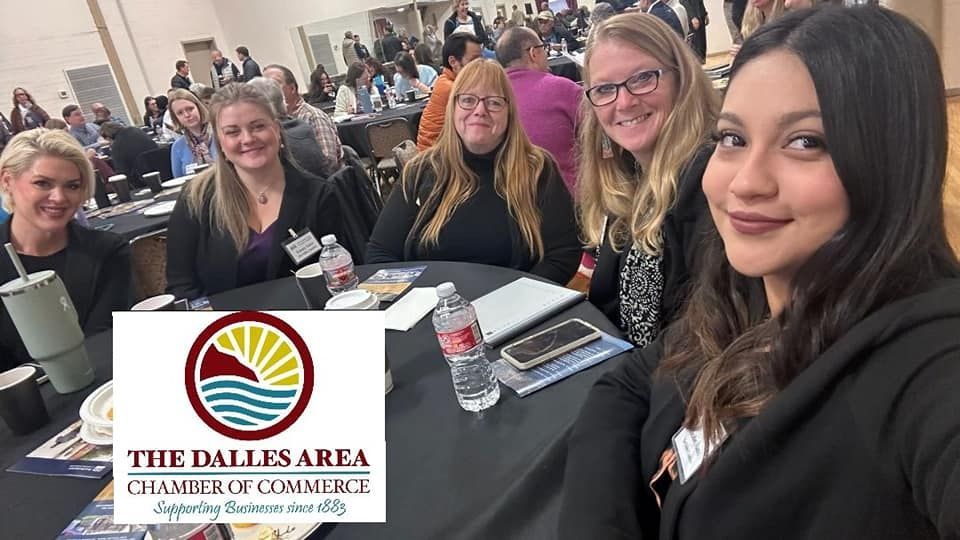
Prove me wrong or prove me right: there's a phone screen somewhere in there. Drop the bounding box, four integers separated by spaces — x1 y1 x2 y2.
503 320 599 366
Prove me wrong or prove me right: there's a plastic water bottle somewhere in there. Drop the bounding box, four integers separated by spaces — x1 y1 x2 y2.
432 282 500 412
318 234 359 295
561 38 568 54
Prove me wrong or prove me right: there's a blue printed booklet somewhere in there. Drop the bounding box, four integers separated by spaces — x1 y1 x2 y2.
359 265 427 301
491 332 633 397
57 482 147 540
7 419 112 479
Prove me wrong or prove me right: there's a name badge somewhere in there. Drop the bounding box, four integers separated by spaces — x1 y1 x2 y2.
281 228 322 265
671 425 727 485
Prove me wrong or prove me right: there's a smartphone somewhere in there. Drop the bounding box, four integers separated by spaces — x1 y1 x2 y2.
501 319 602 370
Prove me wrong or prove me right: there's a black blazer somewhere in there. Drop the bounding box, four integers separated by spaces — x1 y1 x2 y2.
0 220 131 370
443 11 489 43
588 144 712 330
164 162 361 300
561 279 960 539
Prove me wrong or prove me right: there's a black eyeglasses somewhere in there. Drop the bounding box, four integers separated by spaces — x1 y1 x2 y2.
455 94 509 112
526 43 549 53
586 69 667 107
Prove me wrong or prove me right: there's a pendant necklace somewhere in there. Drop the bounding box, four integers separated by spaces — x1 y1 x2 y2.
257 189 269 205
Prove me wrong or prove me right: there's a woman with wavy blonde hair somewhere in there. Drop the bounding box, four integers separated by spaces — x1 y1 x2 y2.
366 59 580 284
579 13 718 345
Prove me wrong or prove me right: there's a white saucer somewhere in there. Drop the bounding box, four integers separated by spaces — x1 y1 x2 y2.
80 421 112 445
161 175 193 188
143 200 177 217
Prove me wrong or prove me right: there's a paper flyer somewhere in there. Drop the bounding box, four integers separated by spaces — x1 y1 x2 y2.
7 419 112 479
358 265 427 302
491 332 633 397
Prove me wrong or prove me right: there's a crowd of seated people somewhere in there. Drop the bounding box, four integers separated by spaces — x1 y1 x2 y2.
2 9 959 536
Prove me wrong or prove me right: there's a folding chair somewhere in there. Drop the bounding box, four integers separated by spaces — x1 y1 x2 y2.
365 117 412 196
136 146 174 181
129 228 168 301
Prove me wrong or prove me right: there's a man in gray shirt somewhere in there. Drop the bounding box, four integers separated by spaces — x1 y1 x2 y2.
62 104 101 149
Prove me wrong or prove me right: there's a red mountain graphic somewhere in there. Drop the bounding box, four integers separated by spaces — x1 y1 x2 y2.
199 344 260 383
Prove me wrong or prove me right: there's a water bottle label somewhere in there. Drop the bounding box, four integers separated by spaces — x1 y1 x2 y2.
437 322 482 355
325 262 355 287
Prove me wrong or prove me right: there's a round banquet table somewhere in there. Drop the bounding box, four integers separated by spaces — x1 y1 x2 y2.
548 55 582 83
334 101 426 159
0 261 625 540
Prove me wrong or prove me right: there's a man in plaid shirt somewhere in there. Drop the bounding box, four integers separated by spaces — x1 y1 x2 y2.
264 64 343 177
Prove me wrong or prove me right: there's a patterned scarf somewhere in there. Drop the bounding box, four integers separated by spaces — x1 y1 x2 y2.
185 123 213 165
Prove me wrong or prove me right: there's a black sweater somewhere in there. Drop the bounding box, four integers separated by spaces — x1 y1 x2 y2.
560 278 960 539
0 219 132 370
589 144 712 331
365 149 581 284
165 162 360 300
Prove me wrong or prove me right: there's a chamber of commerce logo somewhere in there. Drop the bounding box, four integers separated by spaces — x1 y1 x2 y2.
185 312 314 441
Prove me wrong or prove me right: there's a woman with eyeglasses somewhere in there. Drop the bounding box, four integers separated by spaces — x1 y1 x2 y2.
366 59 581 284
9 88 51 134
562 6 960 537
579 13 718 346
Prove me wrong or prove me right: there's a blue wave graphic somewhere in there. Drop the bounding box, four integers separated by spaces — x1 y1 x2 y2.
205 392 291 410
200 376 297 429
201 379 297 398
211 404 280 421
222 415 256 427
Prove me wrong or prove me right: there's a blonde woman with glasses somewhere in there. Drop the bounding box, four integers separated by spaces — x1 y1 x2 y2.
366 59 581 284
579 13 719 346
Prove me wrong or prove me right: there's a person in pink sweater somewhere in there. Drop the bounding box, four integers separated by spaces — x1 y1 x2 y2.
496 27 583 195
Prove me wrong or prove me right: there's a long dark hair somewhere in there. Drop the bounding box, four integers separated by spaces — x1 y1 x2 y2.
344 62 366 89
661 5 960 444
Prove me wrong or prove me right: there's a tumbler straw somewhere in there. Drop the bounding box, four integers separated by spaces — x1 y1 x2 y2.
4 243 28 282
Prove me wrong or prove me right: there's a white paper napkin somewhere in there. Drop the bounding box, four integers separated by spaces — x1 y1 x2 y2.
385 287 437 331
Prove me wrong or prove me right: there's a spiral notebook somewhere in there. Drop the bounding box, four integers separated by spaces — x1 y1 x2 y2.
472 277 586 347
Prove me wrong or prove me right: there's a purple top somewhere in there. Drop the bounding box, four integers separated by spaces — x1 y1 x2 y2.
506 67 582 195
236 222 276 288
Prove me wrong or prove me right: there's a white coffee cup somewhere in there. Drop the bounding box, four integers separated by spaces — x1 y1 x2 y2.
131 294 176 311
324 289 379 311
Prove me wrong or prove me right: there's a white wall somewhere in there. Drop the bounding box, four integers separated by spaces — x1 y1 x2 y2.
98 0 231 116
301 13 376 76
210 0 411 90
0 0 108 123
945 0 960 90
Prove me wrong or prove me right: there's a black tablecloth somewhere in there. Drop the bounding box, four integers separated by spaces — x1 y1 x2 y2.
548 56 582 83
0 261 623 540
91 189 179 241
335 102 426 159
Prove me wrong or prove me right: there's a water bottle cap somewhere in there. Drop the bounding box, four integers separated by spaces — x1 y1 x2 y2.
436 282 456 298
321 234 337 246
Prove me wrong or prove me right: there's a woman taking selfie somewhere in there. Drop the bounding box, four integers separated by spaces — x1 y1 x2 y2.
168 89 218 177
366 59 580 284
561 6 960 538
579 13 719 346
166 84 355 300
0 129 131 368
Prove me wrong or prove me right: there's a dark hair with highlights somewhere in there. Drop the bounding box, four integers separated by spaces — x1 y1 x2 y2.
660 5 960 445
